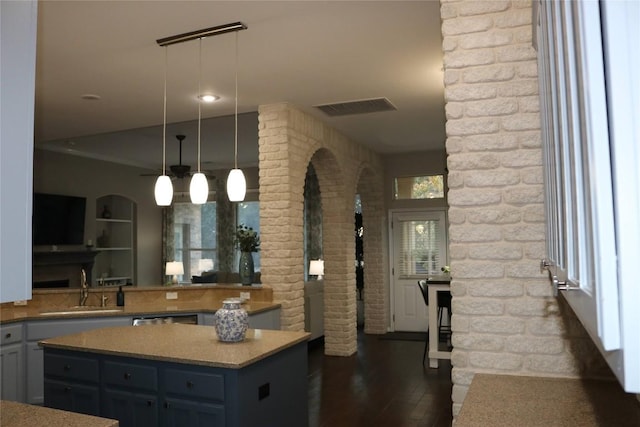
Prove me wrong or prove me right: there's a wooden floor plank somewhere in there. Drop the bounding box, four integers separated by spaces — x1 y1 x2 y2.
308 328 453 427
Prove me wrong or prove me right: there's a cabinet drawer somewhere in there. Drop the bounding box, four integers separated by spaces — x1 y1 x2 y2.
163 368 224 402
45 353 99 383
103 360 157 391
0 323 23 345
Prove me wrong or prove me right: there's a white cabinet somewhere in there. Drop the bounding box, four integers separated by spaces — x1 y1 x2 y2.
0 323 24 402
0 0 37 303
94 195 136 286
248 309 281 330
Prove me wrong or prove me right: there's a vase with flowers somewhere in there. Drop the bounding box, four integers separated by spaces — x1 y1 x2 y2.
235 224 260 285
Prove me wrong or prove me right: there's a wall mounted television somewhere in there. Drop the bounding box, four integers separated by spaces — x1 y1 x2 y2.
33 193 86 246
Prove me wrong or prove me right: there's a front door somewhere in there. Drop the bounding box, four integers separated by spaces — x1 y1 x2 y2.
391 211 447 331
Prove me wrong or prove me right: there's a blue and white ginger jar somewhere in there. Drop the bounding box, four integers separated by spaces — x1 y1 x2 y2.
214 298 248 342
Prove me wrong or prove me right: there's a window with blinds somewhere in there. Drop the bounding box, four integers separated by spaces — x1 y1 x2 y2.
395 211 447 277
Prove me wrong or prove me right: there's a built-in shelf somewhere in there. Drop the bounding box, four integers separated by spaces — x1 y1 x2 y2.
95 247 132 251
96 218 132 224
97 276 131 287
93 195 136 286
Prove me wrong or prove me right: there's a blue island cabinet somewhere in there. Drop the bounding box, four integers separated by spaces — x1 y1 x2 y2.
43 341 308 427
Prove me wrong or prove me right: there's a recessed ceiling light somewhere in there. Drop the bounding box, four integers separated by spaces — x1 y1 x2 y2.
198 94 219 103
81 94 101 101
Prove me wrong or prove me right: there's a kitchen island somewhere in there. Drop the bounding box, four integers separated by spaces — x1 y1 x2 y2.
40 324 310 427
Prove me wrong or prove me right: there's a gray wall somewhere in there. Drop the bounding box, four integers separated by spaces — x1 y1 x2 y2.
33 149 262 286
33 149 162 285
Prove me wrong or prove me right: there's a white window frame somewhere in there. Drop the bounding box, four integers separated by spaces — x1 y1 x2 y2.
534 0 640 392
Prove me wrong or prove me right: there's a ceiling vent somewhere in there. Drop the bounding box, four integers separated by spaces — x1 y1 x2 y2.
314 97 397 117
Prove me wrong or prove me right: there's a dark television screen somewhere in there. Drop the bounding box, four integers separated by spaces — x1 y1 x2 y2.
33 193 86 245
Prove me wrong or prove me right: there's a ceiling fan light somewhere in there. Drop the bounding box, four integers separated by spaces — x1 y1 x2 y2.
189 172 209 204
227 169 246 202
155 175 174 206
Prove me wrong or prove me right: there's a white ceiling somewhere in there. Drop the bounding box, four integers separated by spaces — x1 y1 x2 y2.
34 0 445 172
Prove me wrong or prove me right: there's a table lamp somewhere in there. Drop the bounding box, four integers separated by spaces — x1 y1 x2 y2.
309 259 324 280
166 261 184 285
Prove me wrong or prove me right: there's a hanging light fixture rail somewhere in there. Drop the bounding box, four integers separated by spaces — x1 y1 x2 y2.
156 22 247 47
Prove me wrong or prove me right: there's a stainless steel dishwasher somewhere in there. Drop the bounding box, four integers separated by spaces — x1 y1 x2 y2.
132 313 198 326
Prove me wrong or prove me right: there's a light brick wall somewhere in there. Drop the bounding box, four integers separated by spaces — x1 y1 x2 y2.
258 103 386 355
440 0 609 418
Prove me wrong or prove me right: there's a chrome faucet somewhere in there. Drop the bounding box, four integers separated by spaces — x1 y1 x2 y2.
79 269 89 306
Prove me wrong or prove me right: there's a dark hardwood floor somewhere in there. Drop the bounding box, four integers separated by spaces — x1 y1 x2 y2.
307 329 453 427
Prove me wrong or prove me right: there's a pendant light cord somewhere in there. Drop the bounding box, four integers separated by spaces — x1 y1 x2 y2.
162 46 168 175
197 38 202 173
234 31 239 170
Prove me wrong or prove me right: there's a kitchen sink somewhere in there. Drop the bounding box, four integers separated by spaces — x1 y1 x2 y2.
39 307 124 316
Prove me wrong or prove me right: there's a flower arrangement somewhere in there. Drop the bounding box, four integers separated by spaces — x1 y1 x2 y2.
235 224 260 252
441 265 451 274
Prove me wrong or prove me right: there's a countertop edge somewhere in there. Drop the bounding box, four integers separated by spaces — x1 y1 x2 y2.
39 326 311 369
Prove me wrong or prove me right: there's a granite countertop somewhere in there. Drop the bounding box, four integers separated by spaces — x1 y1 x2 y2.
0 299 280 324
0 400 118 427
39 323 310 369
456 374 640 426
0 285 280 324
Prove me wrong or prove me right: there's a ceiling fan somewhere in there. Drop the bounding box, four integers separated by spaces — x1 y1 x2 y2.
142 134 213 180
169 134 191 179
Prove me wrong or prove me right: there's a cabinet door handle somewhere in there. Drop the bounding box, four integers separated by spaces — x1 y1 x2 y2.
147 400 154 407
5 333 11 339
63 365 71 372
163 402 169 409
124 372 131 380
186 380 194 389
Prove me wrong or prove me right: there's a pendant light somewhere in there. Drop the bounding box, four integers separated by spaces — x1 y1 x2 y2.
189 38 209 204
227 31 247 202
155 46 174 206
156 23 247 203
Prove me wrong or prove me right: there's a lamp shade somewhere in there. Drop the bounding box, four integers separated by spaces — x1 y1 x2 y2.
309 259 324 279
165 261 184 276
227 168 246 202
189 172 209 204
154 175 174 206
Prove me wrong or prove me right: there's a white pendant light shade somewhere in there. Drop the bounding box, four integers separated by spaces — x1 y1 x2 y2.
189 172 209 204
227 168 246 202
155 175 174 206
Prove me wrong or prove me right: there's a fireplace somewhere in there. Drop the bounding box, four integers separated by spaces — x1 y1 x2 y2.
33 250 99 288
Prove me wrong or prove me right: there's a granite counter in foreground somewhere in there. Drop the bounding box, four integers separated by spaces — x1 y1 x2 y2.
0 400 118 427
456 374 640 426
39 324 310 368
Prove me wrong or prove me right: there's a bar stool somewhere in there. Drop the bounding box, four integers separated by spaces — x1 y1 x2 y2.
418 279 452 364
